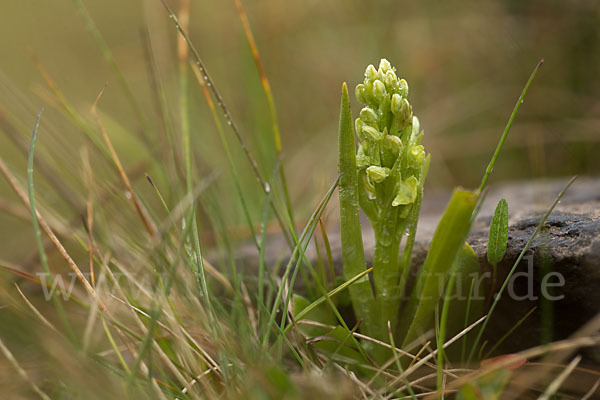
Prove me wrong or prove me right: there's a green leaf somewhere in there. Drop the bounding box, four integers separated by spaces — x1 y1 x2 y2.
337 82 377 334
292 294 336 337
456 383 482 400
487 198 508 266
441 243 486 361
399 188 479 347
456 369 512 400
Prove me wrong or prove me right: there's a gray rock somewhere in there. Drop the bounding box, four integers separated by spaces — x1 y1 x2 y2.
233 178 600 361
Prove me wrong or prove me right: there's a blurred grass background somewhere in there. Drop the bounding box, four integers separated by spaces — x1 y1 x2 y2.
0 1 598 397
0 0 598 263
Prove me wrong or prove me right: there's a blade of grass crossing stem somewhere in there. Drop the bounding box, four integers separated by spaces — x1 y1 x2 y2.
287 267 373 328
27 109 75 342
262 176 339 347
400 189 479 348
478 59 544 193
338 83 377 336
468 176 577 363
234 0 295 226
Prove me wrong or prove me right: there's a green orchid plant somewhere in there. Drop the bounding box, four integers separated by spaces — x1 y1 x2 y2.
338 59 480 357
334 57 545 373
354 59 429 335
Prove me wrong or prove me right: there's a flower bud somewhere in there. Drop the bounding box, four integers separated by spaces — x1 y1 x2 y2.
359 107 378 126
391 94 403 115
356 145 369 169
365 64 378 82
355 83 367 104
400 98 412 121
373 80 386 102
386 135 402 155
384 70 397 90
355 118 364 140
392 176 418 206
362 125 383 141
411 116 420 137
408 145 425 168
381 135 402 167
399 79 409 98
379 58 392 74
367 166 390 184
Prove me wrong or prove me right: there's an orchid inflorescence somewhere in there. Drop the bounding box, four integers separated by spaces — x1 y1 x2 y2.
354 59 426 220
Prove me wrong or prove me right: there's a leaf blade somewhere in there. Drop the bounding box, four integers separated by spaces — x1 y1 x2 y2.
487 198 509 266
337 82 377 333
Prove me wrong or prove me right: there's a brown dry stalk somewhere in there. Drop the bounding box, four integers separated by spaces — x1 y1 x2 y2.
233 0 282 153
81 147 95 285
177 0 190 64
91 86 157 240
423 335 600 400
0 157 107 314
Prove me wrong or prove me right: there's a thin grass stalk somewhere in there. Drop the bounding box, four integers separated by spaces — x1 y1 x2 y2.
478 59 544 193
140 25 181 189
388 321 418 399
233 0 295 227
262 176 339 347
460 278 476 364
26 109 75 341
484 306 537 359
0 337 51 400
91 88 157 240
257 179 272 332
190 62 259 250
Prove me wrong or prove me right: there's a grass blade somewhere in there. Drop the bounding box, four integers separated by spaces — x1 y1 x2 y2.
233 0 295 227
478 59 544 193
287 266 374 327
337 82 377 336
399 188 479 347
26 109 75 341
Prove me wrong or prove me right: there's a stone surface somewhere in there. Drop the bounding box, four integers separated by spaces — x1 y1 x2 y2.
233 178 600 361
